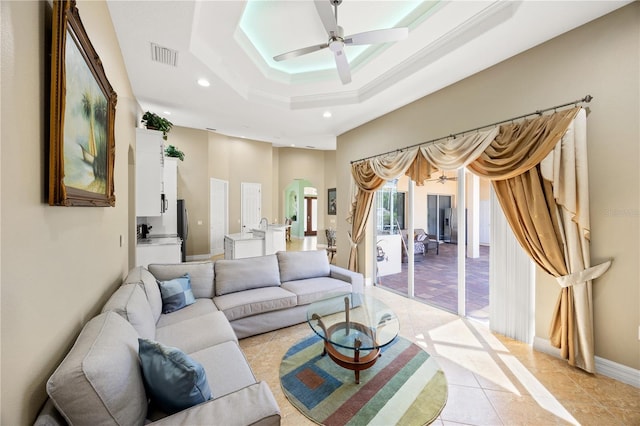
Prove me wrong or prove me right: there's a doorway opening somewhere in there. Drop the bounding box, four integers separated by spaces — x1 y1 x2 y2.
284 179 316 239
304 196 318 236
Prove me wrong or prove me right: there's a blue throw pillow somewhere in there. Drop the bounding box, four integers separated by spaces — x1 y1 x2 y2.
157 273 195 314
138 338 212 414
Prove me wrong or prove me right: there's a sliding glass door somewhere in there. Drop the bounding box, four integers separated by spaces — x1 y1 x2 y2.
374 169 490 321
374 181 407 295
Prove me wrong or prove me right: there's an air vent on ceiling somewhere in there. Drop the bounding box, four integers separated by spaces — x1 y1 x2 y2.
150 43 178 67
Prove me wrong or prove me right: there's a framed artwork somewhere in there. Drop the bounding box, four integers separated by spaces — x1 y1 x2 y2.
49 0 117 206
328 188 337 215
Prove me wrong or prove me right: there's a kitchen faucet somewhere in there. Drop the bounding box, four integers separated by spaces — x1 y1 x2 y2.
260 217 268 230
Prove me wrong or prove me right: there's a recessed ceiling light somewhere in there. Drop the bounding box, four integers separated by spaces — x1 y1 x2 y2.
290 144 296 147
197 78 210 87
323 111 332 118
163 111 171 115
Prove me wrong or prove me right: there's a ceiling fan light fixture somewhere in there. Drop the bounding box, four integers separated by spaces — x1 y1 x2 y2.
270 0 408 84
329 40 344 53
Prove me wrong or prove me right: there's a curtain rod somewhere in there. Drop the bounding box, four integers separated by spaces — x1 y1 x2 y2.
350 94 593 165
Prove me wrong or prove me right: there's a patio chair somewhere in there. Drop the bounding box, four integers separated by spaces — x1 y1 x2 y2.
285 218 292 241
401 230 425 262
325 228 337 263
414 228 439 255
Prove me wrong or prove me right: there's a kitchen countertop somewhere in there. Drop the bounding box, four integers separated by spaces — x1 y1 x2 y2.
225 232 264 241
137 234 182 246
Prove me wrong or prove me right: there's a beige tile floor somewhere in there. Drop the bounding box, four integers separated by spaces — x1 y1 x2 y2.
238 237 640 425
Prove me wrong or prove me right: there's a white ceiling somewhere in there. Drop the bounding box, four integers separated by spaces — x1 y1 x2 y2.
107 0 629 150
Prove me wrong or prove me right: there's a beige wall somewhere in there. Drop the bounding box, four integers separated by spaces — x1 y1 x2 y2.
209 134 274 235
169 126 209 256
0 1 139 424
336 4 639 370
323 150 338 238
277 147 328 239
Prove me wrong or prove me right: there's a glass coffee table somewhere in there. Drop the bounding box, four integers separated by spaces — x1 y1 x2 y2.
306 293 399 384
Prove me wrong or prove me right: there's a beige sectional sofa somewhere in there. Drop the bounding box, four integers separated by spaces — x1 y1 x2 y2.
35 250 363 426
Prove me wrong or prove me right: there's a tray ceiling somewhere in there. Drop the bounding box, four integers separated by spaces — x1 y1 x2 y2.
107 0 629 150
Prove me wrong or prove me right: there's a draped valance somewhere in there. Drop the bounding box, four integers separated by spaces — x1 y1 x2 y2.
347 106 611 373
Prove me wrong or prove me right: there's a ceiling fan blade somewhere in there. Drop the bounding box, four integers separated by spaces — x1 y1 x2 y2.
344 27 409 46
333 46 351 84
314 0 338 36
273 43 329 61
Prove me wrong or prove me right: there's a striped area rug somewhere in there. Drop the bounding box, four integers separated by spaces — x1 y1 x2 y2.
280 334 447 425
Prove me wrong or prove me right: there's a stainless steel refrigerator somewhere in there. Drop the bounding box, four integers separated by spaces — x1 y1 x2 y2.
177 199 188 262
444 208 466 244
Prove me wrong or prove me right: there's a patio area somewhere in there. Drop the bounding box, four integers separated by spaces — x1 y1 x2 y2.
376 242 490 322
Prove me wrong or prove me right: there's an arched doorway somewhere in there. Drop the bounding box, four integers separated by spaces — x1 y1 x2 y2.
284 179 317 239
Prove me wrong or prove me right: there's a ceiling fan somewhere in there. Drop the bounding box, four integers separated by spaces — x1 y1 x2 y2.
272 0 409 84
427 172 458 184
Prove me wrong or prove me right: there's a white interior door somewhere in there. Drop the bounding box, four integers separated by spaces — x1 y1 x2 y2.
241 182 262 232
210 178 228 256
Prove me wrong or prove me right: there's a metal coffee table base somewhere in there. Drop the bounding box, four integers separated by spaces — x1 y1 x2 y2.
312 315 380 384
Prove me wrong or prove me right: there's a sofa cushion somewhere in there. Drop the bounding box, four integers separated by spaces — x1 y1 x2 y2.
47 312 147 426
155 299 218 328
281 277 352 306
145 382 280 426
213 287 297 321
277 250 330 282
124 266 163 323
102 283 156 340
158 273 195 314
155 311 238 353
149 261 215 299
214 255 281 296
138 338 212 415
189 340 257 399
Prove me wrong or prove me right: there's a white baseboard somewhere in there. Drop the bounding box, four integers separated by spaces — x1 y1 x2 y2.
533 337 640 388
186 254 212 261
595 356 640 388
532 336 562 357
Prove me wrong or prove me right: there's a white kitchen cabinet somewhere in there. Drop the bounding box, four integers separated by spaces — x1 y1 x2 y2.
146 158 178 235
136 128 164 217
251 226 287 255
136 239 181 268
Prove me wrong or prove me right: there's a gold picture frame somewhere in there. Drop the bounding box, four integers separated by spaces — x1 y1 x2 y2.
49 0 117 206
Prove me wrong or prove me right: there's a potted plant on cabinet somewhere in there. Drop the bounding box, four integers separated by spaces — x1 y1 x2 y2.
164 145 185 161
141 111 173 140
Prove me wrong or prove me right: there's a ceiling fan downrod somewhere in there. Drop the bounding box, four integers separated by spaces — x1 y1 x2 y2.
332 0 341 21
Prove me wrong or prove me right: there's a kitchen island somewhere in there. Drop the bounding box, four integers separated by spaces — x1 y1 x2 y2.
224 224 288 260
